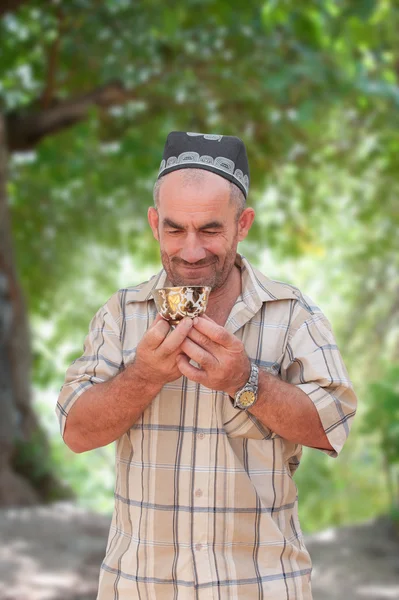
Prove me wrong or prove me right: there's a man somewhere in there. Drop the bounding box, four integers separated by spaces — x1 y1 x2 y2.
56 131 357 599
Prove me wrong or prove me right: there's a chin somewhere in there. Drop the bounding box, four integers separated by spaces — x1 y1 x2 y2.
173 276 215 288
170 268 216 288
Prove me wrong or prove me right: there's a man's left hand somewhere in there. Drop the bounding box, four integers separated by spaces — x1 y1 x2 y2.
177 314 251 397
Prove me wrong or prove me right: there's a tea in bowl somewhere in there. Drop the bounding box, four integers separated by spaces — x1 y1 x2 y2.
153 286 211 327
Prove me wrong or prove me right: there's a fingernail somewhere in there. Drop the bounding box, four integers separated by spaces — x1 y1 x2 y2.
193 317 198 325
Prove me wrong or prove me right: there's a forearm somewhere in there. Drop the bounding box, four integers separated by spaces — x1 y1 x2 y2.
63 361 162 453
248 369 334 451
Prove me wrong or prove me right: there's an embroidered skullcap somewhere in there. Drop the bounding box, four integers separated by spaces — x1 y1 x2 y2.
157 131 250 198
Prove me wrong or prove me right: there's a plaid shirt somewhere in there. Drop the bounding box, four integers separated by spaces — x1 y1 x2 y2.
56 254 357 599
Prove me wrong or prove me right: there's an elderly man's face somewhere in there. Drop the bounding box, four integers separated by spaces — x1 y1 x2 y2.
148 170 254 290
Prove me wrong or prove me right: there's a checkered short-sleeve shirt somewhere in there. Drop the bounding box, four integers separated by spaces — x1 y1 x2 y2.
56 254 357 599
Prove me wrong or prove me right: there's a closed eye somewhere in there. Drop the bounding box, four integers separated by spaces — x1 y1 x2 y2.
166 229 219 235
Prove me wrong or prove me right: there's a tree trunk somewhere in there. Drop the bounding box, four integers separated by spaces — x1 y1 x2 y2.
0 112 73 506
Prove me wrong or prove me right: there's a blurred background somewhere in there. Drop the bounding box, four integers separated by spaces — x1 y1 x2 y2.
0 0 398 599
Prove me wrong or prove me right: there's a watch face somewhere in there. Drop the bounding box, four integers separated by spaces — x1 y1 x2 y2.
238 390 256 408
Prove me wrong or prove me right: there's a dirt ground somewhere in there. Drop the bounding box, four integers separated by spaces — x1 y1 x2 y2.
0 502 398 600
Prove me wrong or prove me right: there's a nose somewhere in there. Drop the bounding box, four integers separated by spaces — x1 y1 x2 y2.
179 233 207 263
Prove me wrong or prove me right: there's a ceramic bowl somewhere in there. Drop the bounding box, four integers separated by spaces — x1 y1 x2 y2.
153 286 211 326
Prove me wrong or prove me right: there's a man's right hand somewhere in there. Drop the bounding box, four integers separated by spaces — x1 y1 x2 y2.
133 314 194 387
62 313 193 453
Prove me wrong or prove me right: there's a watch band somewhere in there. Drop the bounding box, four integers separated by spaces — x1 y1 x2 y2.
231 362 259 410
247 362 259 388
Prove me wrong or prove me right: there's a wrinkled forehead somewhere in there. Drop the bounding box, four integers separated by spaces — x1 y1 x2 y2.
155 171 236 231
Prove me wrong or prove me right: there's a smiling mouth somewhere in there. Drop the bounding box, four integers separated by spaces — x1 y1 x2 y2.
179 264 215 271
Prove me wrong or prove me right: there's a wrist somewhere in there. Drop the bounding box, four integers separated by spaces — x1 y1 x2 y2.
228 361 259 411
124 359 163 396
226 358 251 398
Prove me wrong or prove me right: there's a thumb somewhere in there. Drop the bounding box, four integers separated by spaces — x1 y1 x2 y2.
146 317 170 349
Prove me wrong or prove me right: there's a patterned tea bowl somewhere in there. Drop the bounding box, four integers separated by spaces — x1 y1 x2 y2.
153 286 211 327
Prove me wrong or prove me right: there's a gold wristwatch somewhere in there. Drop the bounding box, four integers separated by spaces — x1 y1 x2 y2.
231 362 259 410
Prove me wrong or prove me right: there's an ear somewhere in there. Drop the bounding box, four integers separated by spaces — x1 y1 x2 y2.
237 207 255 242
148 207 159 241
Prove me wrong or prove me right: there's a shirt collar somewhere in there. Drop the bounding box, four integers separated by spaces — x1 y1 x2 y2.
125 253 297 308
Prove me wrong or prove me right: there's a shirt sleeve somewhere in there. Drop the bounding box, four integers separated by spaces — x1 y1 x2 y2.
280 309 357 458
55 294 123 439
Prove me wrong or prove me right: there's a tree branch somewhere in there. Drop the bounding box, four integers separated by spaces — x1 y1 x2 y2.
0 0 35 17
5 81 135 151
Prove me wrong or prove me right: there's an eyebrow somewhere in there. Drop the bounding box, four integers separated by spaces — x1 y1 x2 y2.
162 218 224 230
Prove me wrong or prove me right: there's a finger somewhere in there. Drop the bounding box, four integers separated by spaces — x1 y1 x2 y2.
161 317 194 354
193 316 233 348
181 338 216 368
176 354 206 384
202 313 216 322
150 313 165 328
187 326 219 354
146 318 172 349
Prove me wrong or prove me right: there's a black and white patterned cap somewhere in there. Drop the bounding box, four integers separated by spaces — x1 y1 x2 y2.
157 131 250 198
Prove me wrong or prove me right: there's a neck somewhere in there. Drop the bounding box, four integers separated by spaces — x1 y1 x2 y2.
206 264 241 317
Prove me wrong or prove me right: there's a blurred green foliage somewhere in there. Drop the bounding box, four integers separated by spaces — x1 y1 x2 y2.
361 363 399 508
12 427 52 484
1 0 398 531
12 426 75 502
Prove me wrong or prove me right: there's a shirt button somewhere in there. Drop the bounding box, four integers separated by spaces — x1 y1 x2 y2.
198 432 205 439
195 543 202 551
195 488 203 497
